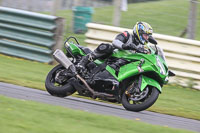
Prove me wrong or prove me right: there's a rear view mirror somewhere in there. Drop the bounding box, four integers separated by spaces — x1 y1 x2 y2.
169 70 176 77
149 36 157 45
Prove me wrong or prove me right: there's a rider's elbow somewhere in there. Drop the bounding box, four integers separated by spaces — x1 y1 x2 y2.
112 40 124 50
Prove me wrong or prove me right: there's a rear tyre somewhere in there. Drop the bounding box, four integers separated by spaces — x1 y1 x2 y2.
45 64 76 97
122 86 159 112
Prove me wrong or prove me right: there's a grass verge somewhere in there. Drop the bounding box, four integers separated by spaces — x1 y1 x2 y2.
0 54 200 120
54 0 200 41
0 95 195 133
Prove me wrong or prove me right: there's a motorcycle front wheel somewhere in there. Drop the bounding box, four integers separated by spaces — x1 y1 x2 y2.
45 64 76 97
121 86 159 112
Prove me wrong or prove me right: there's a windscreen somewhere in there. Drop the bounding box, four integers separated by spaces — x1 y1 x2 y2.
148 44 166 61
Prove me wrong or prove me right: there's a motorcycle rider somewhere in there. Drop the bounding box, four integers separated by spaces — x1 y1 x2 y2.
77 21 154 70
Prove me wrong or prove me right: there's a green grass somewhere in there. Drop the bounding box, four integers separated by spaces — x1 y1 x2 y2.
0 54 200 120
0 95 195 133
43 0 200 50
149 85 200 120
0 54 52 90
54 0 200 42
98 0 200 40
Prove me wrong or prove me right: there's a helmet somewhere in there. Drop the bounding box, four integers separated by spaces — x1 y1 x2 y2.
133 22 153 45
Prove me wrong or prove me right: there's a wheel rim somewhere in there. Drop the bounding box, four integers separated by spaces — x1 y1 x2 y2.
50 67 69 87
126 87 151 104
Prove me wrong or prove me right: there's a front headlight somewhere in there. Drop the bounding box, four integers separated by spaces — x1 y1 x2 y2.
156 57 166 75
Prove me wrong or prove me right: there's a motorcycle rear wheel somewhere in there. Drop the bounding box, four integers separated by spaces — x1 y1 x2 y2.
45 64 76 97
122 86 159 112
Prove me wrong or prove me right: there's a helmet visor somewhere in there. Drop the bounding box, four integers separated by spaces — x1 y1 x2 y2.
142 33 150 41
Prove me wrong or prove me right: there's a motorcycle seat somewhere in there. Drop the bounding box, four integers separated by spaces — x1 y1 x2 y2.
78 45 92 54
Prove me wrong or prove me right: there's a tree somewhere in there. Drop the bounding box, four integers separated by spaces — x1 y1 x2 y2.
51 0 61 16
187 0 198 39
113 0 121 26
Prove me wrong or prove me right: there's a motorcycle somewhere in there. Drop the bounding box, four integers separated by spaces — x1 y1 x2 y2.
45 36 175 112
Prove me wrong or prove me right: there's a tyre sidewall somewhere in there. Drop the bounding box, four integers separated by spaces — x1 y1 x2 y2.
45 64 76 97
122 87 160 112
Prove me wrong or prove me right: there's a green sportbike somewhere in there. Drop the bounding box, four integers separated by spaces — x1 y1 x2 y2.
45 36 175 112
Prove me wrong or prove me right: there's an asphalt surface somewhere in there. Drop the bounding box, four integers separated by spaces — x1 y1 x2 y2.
0 82 199 132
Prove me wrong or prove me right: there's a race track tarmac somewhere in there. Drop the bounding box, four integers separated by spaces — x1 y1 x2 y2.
0 82 199 132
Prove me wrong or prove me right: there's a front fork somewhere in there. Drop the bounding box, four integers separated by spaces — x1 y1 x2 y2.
126 75 142 95
126 75 162 95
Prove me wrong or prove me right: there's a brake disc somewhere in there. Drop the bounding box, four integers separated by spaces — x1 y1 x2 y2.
129 87 149 101
55 69 68 84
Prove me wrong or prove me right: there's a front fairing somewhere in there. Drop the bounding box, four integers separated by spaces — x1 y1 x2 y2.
110 49 169 84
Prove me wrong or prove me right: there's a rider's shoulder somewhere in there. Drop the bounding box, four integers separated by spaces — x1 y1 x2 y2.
117 31 130 40
121 31 130 37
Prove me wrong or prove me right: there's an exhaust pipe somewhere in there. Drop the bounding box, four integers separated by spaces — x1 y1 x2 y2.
53 49 73 69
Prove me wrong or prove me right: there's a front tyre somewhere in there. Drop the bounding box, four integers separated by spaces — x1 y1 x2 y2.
45 64 76 97
122 86 159 112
